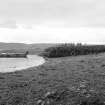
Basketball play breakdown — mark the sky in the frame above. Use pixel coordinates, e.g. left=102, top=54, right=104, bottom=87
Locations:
left=0, top=0, right=105, bottom=44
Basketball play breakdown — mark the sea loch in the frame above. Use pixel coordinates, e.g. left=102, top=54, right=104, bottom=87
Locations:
left=0, top=55, right=45, bottom=73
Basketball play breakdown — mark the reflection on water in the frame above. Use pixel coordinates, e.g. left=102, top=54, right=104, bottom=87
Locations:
left=0, top=55, right=45, bottom=73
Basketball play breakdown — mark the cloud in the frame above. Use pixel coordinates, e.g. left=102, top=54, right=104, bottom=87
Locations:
left=0, top=0, right=105, bottom=44
left=0, top=20, right=17, bottom=29
left=0, top=0, right=104, bottom=27
left=0, top=20, right=33, bottom=29
left=0, top=26, right=104, bottom=44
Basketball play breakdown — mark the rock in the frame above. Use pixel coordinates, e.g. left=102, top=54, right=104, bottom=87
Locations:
left=37, top=100, right=43, bottom=105
left=44, top=91, right=57, bottom=99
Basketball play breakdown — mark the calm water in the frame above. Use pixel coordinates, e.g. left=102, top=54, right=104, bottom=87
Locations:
left=0, top=55, right=45, bottom=73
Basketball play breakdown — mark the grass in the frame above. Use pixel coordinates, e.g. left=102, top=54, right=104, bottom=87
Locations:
left=0, top=53, right=105, bottom=104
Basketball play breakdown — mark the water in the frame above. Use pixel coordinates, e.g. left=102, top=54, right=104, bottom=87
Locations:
left=0, top=55, right=45, bottom=73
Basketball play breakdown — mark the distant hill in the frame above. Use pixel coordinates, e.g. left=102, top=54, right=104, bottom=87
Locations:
left=0, top=42, right=55, bottom=54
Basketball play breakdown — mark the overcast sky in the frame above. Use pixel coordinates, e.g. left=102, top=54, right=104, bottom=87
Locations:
left=0, top=0, right=104, bottom=44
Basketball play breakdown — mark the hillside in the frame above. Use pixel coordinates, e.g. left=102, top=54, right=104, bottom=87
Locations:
left=0, top=42, right=55, bottom=54
left=0, top=53, right=105, bottom=104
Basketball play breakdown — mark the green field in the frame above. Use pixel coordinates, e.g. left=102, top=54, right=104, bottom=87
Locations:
left=0, top=53, right=105, bottom=104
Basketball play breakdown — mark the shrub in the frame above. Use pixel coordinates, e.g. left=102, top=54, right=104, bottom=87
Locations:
left=42, top=43, right=105, bottom=58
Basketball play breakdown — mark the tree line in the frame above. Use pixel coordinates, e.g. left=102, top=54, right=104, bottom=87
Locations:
left=41, top=43, right=105, bottom=58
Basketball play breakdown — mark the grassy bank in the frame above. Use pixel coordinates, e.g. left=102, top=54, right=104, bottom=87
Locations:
left=0, top=53, right=105, bottom=104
